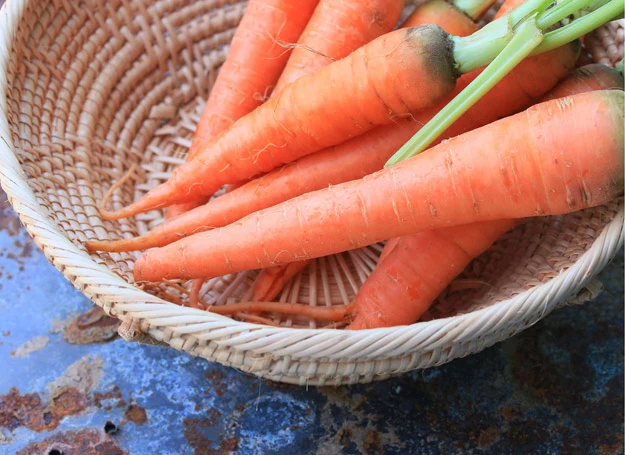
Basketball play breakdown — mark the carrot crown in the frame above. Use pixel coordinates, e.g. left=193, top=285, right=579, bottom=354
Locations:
left=386, top=0, right=624, bottom=165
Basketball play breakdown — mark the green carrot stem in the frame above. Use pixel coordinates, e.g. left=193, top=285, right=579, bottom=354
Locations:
left=386, top=19, right=544, bottom=166
left=451, top=16, right=516, bottom=73
left=571, top=0, right=613, bottom=19
left=451, top=0, right=568, bottom=74
left=537, top=0, right=598, bottom=28
left=453, top=0, right=498, bottom=20
left=535, top=0, right=624, bottom=54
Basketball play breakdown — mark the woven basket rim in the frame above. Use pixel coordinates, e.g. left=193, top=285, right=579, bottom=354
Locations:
left=0, top=0, right=623, bottom=382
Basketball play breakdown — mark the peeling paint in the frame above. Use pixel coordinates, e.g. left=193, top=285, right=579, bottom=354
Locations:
left=10, top=336, right=49, bottom=358
left=61, top=308, right=120, bottom=345
left=47, top=355, right=104, bottom=396
left=124, top=404, right=148, bottom=425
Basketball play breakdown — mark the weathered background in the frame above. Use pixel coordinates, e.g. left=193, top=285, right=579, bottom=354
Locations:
left=0, top=0, right=623, bottom=452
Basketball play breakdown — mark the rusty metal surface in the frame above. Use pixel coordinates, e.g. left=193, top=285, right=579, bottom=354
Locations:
left=0, top=187, right=623, bottom=455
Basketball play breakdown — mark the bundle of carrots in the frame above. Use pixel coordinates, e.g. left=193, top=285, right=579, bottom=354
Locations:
left=88, top=0, right=625, bottom=330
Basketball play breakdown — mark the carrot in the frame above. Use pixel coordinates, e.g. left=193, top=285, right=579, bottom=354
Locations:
left=541, top=63, right=624, bottom=99
left=85, top=37, right=581, bottom=254
left=133, top=90, right=624, bottom=282
left=494, top=0, right=527, bottom=19
left=347, top=219, right=518, bottom=329
left=249, top=0, right=477, bottom=301
left=188, top=0, right=318, bottom=158
left=273, top=0, right=405, bottom=93
left=165, top=0, right=319, bottom=219
left=206, top=300, right=356, bottom=322
left=249, top=262, right=311, bottom=302
left=400, top=0, right=478, bottom=33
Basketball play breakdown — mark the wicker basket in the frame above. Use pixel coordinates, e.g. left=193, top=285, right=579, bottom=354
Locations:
left=0, top=0, right=623, bottom=386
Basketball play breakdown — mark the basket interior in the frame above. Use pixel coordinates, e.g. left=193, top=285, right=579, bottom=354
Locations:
left=2, top=0, right=624, bottom=330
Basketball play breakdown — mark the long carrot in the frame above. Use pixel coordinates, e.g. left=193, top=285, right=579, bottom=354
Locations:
left=86, top=21, right=581, bottom=254
left=250, top=0, right=478, bottom=301
left=98, top=0, right=594, bottom=220
left=273, top=0, right=405, bottom=94
left=133, top=90, right=624, bottom=282
left=188, top=0, right=318, bottom=158
left=166, top=0, right=319, bottom=218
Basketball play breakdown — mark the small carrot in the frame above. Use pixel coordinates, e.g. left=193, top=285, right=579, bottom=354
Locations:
left=400, top=0, right=479, bottom=33
left=133, top=90, right=624, bottom=282
left=99, top=0, right=590, bottom=220
left=347, top=219, right=518, bottom=329
left=166, top=0, right=319, bottom=218
left=85, top=40, right=581, bottom=253
left=206, top=300, right=356, bottom=322
left=273, top=0, right=405, bottom=93
left=249, top=262, right=312, bottom=302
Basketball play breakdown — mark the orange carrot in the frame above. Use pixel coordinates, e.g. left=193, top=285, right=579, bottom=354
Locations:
left=98, top=24, right=485, bottom=220
left=273, top=0, right=405, bottom=93
left=249, top=262, right=311, bottom=302
left=347, top=219, right=517, bottom=329
left=133, top=90, right=624, bottom=282
left=86, top=41, right=580, bottom=254
left=541, top=63, right=624, bottom=99
left=166, top=0, right=319, bottom=218
left=250, top=0, right=476, bottom=301
left=206, top=300, right=356, bottom=322
left=189, top=0, right=318, bottom=158
left=494, top=0, right=526, bottom=19
left=400, top=0, right=478, bottom=34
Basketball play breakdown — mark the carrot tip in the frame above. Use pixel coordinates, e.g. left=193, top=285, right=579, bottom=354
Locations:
left=84, top=234, right=157, bottom=253
left=98, top=164, right=139, bottom=220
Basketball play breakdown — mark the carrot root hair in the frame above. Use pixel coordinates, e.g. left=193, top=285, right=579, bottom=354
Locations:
left=189, top=279, right=204, bottom=308
left=98, top=164, right=138, bottom=220
left=206, top=300, right=356, bottom=322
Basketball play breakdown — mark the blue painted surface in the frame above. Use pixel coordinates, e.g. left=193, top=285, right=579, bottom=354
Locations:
left=0, top=189, right=623, bottom=455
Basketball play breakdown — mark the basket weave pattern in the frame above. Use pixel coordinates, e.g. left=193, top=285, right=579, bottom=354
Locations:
left=0, top=0, right=623, bottom=385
